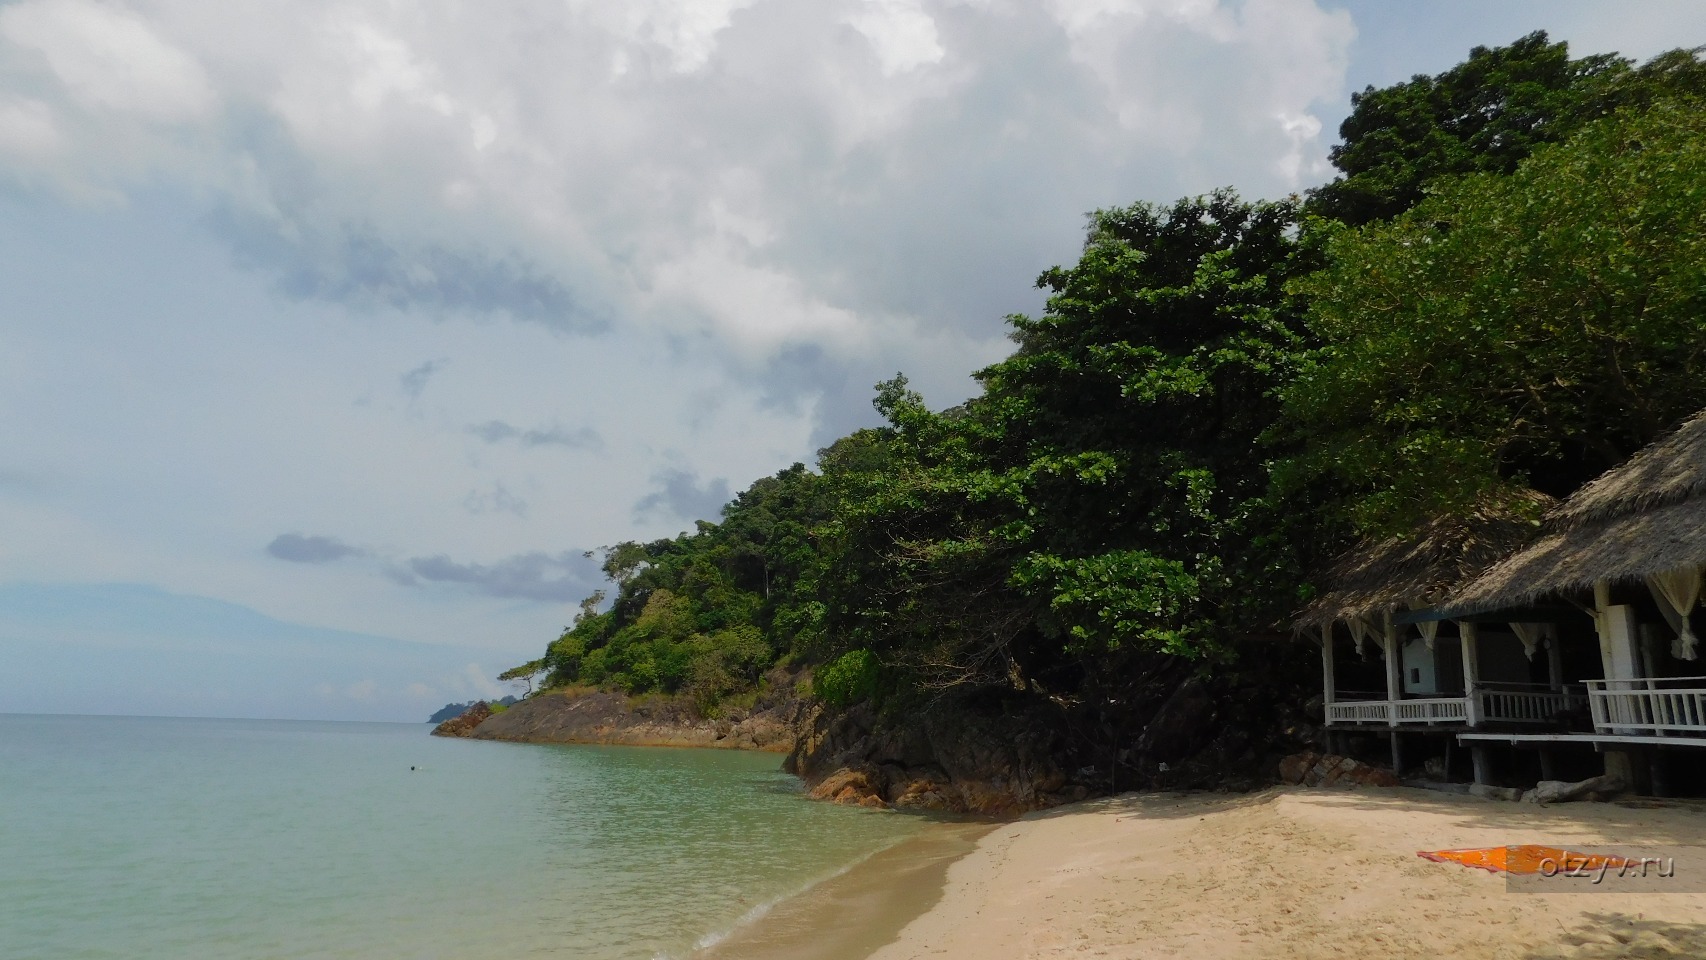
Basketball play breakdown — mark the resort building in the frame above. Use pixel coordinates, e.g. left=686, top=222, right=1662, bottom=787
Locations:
left=1297, top=492, right=1573, bottom=782
left=1302, top=410, right=1706, bottom=794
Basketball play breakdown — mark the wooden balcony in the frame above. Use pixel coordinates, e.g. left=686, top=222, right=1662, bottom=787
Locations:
left=1325, top=682, right=1586, bottom=728
left=1326, top=695, right=1468, bottom=726
left=1475, top=682, right=1587, bottom=724
left=1587, top=677, right=1706, bottom=736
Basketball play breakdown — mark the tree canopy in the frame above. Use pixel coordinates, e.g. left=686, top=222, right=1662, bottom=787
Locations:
left=1288, top=101, right=1706, bottom=534
left=1310, top=32, right=1706, bottom=225
left=811, top=191, right=1323, bottom=708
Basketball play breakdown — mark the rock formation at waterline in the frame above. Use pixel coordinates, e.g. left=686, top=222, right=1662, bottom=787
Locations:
left=789, top=655, right=1322, bottom=816
left=469, top=670, right=807, bottom=752
left=431, top=701, right=494, bottom=737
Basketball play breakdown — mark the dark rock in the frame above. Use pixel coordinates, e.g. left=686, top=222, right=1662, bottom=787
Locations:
left=431, top=701, right=493, bottom=737
left=1276, top=751, right=1399, bottom=789
left=1278, top=751, right=1319, bottom=784
left=808, top=765, right=888, bottom=807
left=429, top=696, right=517, bottom=724
left=787, top=696, right=1072, bottom=816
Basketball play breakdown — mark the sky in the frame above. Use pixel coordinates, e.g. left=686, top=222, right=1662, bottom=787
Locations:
left=2, top=0, right=1702, bottom=722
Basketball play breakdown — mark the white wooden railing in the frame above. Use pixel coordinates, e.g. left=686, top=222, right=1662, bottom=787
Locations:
left=1326, top=700, right=1406, bottom=723
left=1393, top=698, right=1472, bottom=723
left=1325, top=683, right=1586, bottom=728
left=1326, top=697, right=1468, bottom=726
left=1586, top=677, right=1706, bottom=735
left=1475, top=682, right=1586, bottom=724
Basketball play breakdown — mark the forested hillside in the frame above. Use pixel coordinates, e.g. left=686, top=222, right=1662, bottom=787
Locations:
left=502, top=33, right=1706, bottom=794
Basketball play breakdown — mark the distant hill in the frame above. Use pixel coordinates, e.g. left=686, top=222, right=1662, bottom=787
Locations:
left=428, top=697, right=516, bottom=723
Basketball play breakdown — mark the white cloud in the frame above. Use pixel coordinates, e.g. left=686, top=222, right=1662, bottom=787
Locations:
left=0, top=0, right=214, bottom=121
left=461, top=662, right=505, bottom=700
left=845, top=0, right=947, bottom=75
left=0, top=0, right=1358, bottom=344
left=0, top=93, right=60, bottom=158
left=570, top=0, right=759, bottom=74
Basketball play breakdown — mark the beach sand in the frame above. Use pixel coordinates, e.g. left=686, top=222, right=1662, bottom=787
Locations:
left=853, top=787, right=1706, bottom=960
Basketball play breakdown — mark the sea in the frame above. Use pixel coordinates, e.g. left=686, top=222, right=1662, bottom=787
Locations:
left=0, top=714, right=925, bottom=960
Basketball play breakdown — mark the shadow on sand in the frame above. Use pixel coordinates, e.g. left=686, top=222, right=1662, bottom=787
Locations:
left=1529, top=912, right=1706, bottom=959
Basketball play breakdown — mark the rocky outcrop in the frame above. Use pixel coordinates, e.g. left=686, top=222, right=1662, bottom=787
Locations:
left=788, top=699, right=1085, bottom=816
left=429, top=697, right=516, bottom=724
left=431, top=701, right=493, bottom=737
left=789, top=649, right=1321, bottom=816
left=469, top=670, right=807, bottom=752
left=1277, top=751, right=1401, bottom=789
left=451, top=647, right=1324, bottom=817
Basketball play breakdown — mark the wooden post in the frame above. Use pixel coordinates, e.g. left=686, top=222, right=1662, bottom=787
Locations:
left=1321, top=624, right=1337, bottom=710
left=1593, top=581, right=1644, bottom=743
left=1390, top=732, right=1403, bottom=775
left=1459, top=621, right=1481, bottom=726
left=1594, top=580, right=1616, bottom=680
left=1604, top=750, right=1637, bottom=787
left=1320, top=625, right=1339, bottom=753
left=1471, top=746, right=1491, bottom=785
left=1546, top=636, right=1564, bottom=693
left=1383, top=614, right=1402, bottom=728
left=1539, top=749, right=1558, bottom=781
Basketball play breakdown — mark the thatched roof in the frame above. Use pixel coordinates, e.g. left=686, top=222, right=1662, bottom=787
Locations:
left=1294, top=491, right=1553, bottom=629
left=1444, top=409, right=1706, bottom=616
left=1553, top=410, right=1706, bottom=529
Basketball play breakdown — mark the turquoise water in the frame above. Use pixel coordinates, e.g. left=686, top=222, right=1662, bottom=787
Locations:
left=0, top=715, right=920, bottom=960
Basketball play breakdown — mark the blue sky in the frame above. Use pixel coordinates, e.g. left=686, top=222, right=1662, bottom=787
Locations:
left=2, top=0, right=1701, bottom=722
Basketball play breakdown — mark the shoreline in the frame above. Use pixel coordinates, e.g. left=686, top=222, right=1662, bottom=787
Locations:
left=830, top=786, right=1706, bottom=960
left=692, top=818, right=994, bottom=960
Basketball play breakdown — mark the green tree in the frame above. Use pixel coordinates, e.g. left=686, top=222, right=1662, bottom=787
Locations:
left=521, top=458, right=842, bottom=711
left=819, top=191, right=1324, bottom=700
left=1288, top=101, right=1706, bottom=534
left=498, top=659, right=545, bottom=697
left=1310, top=33, right=1705, bottom=225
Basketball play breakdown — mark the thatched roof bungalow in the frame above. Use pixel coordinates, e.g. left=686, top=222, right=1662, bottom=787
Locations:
left=1308, top=411, right=1706, bottom=786
left=1444, top=410, right=1706, bottom=661
left=1295, top=491, right=1554, bottom=636
left=1299, top=493, right=1565, bottom=767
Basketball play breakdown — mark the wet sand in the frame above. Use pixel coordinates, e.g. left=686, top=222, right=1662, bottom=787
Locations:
left=695, top=820, right=994, bottom=960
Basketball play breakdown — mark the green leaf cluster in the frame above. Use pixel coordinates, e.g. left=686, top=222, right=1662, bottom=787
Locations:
left=534, top=463, right=834, bottom=712
left=1311, top=31, right=1706, bottom=225
left=1288, top=99, right=1706, bottom=533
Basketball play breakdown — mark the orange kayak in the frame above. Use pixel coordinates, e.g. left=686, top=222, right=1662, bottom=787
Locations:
left=1418, top=845, right=1632, bottom=875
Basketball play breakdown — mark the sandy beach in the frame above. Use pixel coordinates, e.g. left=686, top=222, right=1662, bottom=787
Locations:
left=704, top=786, right=1706, bottom=960
left=847, top=787, right=1706, bottom=960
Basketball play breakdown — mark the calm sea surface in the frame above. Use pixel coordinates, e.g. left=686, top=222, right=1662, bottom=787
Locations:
left=0, top=714, right=921, bottom=960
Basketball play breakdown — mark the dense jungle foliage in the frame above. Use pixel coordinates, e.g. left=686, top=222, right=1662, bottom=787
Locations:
left=508, top=33, right=1706, bottom=729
